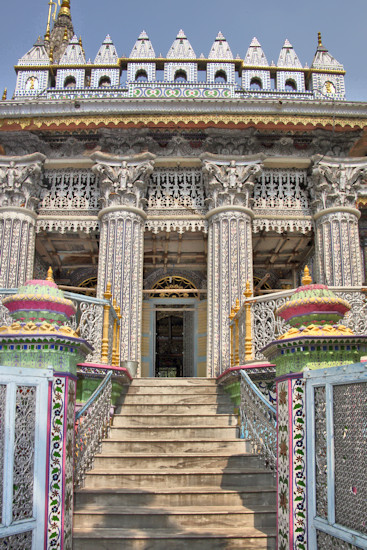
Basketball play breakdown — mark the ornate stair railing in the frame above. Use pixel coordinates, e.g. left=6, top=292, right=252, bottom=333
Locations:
left=240, top=370, right=277, bottom=472
left=232, top=286, right=367, bottom=364
left=74, top=371, right=112, bottom=488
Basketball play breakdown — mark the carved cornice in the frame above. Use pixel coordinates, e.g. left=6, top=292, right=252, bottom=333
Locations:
left=310, top=155, right=367, bottom=212
left=91, top=152, right=155, bottom=209
left=1, top=114, right=366, bottom=132
left=0, top=153, right=46, bottom=210
left=201, top=153, right=265, bottom=210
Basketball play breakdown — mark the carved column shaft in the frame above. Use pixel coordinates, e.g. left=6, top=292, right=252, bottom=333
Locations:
left=0, top=209, right=37, bottom=287
left=98, top=209, right=144, bottom=365
left=207, top=210, right=253, bottom=376
left=311, top=156, right=367, bottom=287
left=315, top=210, right=363, bottom=286
left=92, top=152, right=155, bottom=370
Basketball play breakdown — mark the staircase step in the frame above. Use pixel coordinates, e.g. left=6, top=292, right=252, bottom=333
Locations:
left=120, top=394, right=232, bottom=405
left=131, top=378, right=217, bottom=386
left=126, top=385, right=221, bottom=395
left=73, top=527, right=276, bottom=550
left=75, top=486, right=277, bottom=508
left=93, top=452, right=261, bottom=469
left=113, top=413, right=238, bottom=427
left=109, top=426, right=238, bottom=439
left=74, top=505, right=276, bottom=529
left=100, top=438, right=251, bottom=454
left=83, top=468, right=274, bottom=489
left=115, top=403, right=233, bottom=414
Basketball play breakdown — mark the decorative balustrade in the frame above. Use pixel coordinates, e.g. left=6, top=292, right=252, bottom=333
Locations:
left=40, top=170, right=100, bottom=215
left=74, top=371, right=112, bottom=488
left=0, top=284, right=121, bottom=366
left=239, top=370, right=277, bottom=471
left=230, top=286, right=367, bottom=365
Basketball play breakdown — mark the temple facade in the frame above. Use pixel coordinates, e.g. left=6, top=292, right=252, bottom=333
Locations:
left=1, top=0, right=367, bottom=378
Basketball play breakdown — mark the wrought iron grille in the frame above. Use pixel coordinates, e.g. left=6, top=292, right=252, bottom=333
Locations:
left=333, top=382, right=367, bottom=535
left=74, top=371, right=112, bottom=488
left=0, top=531, right=33, bottom=549
left=147, top=168, right=205, bottom=213
left=40, top=169, right=100, bottom=214
left=239, top=370, right=277, bottom=471
left=316, top=531, right=361, bottom=549
left=314, top=385, right=328, bottom=520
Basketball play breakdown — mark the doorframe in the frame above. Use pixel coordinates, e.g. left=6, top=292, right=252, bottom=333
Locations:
left=147, top=297, right=198, bottom=378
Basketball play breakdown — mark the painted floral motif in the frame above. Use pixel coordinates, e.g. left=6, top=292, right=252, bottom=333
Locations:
left=277, top=379, right=289, bottom=550
left=46, top=376, right=66, bottom=549
left=292, top=378, right=307, bottom=550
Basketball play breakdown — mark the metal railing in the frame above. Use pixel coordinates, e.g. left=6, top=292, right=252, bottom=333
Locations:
left=231, top=286, right=367, bottom=365
left=74, top=371, right=112, bottom=488
left=239, top=370, right=277, bottom=472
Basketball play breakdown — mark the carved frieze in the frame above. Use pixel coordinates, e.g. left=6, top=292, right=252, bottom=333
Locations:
left=91, top=152, right=155, bottom=210
left=0, top=154, right=46, bottom=210
left=201, top=154, right=265, bottom=209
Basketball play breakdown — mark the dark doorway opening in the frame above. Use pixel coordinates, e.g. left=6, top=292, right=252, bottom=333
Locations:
left=155, top=313, right=184, bottom=377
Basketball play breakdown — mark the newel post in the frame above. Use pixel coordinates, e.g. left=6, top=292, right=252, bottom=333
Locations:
left=261, top=266, right=367, bottom=550
left=0, top=268, right=91, bottom=549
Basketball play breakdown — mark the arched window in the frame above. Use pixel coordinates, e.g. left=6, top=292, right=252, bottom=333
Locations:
left=135, top=70, right=148, bottom=82
left=214, top=70, right=227, bottom=84
left=64, top=76, right=76, bottom=89
left=174, top=70, right=187, bottom=83
left=99, top=76, right=111, bottom=87
left=285, top=79, right=297, bottom=92
left=250, top=78, right=262, bottom=90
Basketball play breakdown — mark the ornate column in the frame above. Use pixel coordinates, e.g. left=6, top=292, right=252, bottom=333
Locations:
left=91, top=152, right=155, bottom=368
left=0, top=154, right=45, bottom=288
left=310, top=156, right=367, bottom=286
left=202, top=154, right=264, bottom=376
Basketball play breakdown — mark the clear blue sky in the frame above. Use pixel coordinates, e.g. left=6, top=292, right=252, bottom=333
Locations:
left=1, top=0, right=367, bottom=101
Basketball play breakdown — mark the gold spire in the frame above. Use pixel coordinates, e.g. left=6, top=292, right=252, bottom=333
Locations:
left=49, top=47, right=54, bottom=63
left=2, top=89, right=7, bottom=101
left=63, top=27, right=69, bottom=41
left=59, top=0, right=71, bottom=17
left=79, top=36, right=85, bottom=56
left=44, top=0, right=53, bottom=42
left=302, top=266, right=312, bottom=286
left=46, top=266, right=55, bottom=282
left=318, top=32, right=323, bottom=48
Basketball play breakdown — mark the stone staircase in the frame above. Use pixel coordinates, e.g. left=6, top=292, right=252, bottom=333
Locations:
left=73, top=378, right=276, bottom=549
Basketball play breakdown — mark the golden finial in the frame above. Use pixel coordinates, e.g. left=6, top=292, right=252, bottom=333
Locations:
left=318, top=32, right=323, bottom=47
left=63, top=27, right=69, bottom=41
left=104, top=282, right=112, bottom=301
left=44, top=0, right=52, bottom=42
left=59, top=0, right=71, bottom=17
left=2, top=89, right=7, bottom=101
left=234, top=298, right=240, bottom=313
left=79, top=36, right=85, bottom=56
left=49, top=47, right=54, bottom=63
left=46, top=266, right=54, bottom=282
left=229, top=307, right=235, bottom=321
left=302, top=266, right=312, bottom=286
left=244, top=280, right=252, bottom=299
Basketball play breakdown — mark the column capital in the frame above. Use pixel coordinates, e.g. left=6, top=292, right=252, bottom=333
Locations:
left=91, top=151, right=156, bottom=210
left=201, top=153, right=265, bottom=210
left=310, top=155, right=367, bottom=212
left=0, top=153, right=46, bottom=211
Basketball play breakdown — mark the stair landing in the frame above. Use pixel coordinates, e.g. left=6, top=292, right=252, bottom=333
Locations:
left=73, top=377, right=276, bottom=549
